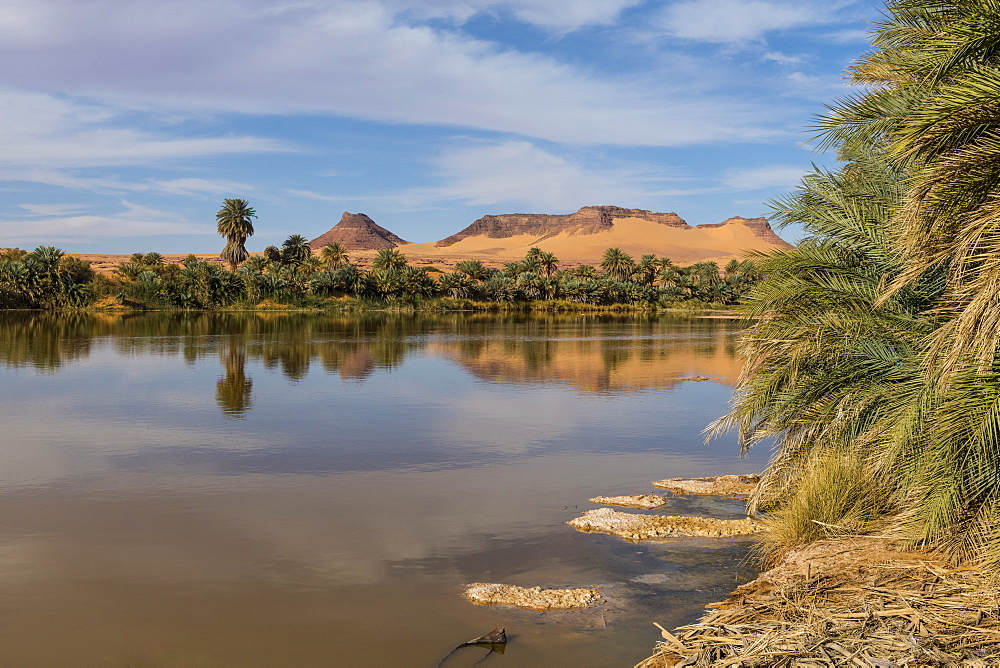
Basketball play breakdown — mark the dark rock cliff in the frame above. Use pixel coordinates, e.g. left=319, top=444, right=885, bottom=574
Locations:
left=435, top=205, right=689, bottom=247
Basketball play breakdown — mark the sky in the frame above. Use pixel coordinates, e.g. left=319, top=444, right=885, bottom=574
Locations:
left=0, top=0, right=884, bottom=254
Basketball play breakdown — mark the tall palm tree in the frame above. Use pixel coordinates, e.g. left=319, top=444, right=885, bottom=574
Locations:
left=216, top=199, right=256, bottom=270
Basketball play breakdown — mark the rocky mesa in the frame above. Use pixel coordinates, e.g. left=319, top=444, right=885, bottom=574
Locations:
left=307, top=205, right=791, bottom=266
left=435, top=206, right=689, bottom=247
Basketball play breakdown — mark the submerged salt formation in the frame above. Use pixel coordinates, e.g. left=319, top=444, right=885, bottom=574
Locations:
left=589, top=494, right=667, bottom=509
left=653, top=474, right=760, bottom=499
left=464, top=583, right=602, bottom=610
left=568, top=507, right=761, bottom=541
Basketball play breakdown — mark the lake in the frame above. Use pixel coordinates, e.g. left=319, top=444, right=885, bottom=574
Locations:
left=0, top=312, right=771, bottom=666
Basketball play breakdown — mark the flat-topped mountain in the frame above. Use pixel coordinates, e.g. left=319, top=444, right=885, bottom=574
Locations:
left=309, top=212, right=409, bottom=251
left=307, top=206, right=790, bottom=266
left=436, top=206, right=688, bottom=247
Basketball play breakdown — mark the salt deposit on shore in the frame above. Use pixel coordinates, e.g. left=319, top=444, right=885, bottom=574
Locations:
left=589, top=494, right=667, bottom=509
left=464, top=583, right=602, bottom=610
left=653, top=474, right=760, bottom=499
left=568, top=507, right=761, bottom=541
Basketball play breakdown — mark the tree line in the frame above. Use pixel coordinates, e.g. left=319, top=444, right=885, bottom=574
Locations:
left=0, top=198, right=760, bottom=310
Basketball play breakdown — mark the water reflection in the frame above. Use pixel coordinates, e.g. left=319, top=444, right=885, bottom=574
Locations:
left=0, top=312, right=744, bottom=415
left=0, top=311, right=765, bottom=667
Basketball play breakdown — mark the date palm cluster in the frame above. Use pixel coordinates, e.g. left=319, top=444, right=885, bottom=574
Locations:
left=717, top=0, right=1000, bottom=567
left=107, top=237, right=758, bottom=309
left=0, top=246, right=93, bottom=308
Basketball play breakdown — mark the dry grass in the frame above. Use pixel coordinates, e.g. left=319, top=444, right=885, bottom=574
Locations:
left=636, top=538, right=1000, bottom=667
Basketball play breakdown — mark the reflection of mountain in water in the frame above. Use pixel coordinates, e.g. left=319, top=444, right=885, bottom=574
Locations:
left=424, top=318, right=741, bottom=393
left=0, top=312, right=743, bottom=411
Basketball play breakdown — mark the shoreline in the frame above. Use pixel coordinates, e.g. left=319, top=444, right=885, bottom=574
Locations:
left=635, top=537, right=1000, bottom=666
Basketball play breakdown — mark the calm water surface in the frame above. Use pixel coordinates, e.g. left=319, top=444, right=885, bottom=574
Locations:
left=0, top=312, right=770, bottom=666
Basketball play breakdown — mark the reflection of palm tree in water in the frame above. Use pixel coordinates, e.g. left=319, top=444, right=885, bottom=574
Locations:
left=216, top=344, right=253, bottom=418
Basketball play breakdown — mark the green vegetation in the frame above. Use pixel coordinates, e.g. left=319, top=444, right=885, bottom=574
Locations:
left=0, top=239, right=759, bottom=312
left=216, top=198, right=256, bottom=270
left=0, top=246, right=95, bottom=308
left=716, top=0, right=1000, bottom=568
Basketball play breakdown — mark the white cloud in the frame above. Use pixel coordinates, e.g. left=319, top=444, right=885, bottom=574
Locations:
left=658, top=0, right=839, bottom=44
left=0, top=200, right=208, bottom=245
left=763, top=51, right=804, bottom=65
left=17, top=203, right=88, bottom=217
left=0, top=88, right=292, bottom=169
left=0, top=1, right=778, bottom=147
left=723, top=164, right=805, bottom=190
left=287, top=189, right=370, bottom=203
left=397, top=140, right=698, bottom=211
left=1, top=167, right=254, bottom=199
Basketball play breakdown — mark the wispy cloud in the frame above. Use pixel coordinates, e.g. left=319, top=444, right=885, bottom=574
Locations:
left=395, top=140, right=700, bottom=211
left=723, top=164, right=806, bottom=190
left=657, top=0, right=849, bottom=44
left=0, top=200, right=208, bottom=246
left=0, top=89, right=292, bottom=171
left=0, top=2, right=780, bottom=147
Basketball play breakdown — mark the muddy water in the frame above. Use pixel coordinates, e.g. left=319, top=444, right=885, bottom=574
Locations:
left=0, top=312, right=770, bottom=666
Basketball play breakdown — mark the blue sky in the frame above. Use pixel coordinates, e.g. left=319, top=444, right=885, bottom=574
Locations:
left=0, top=0, right=882, bottom=254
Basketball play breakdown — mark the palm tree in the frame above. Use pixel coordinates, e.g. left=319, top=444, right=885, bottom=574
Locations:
left=372, top=248, right=408, bottom=271
left=454, top=260, right=488, bottom=281
left=634, top=254, right=659, bottom=286
left=319, top=242, right=350, bottom=270
left=600, top=247, right=635, bottom=282
left=216, top=199, right=256, bottom=270
left=802, top=0, right=1000, bottom=565
left=538, top=251, right=559, bottom=277
left=713, top=147, right=941, bottom=559
left=281, top=234, right=311, bottom=266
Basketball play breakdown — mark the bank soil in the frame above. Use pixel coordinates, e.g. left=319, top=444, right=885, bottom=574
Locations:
left=636, top=538, right=1000, bottom=667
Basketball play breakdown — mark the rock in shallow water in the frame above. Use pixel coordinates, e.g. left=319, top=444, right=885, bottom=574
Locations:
left=464, top=583, right=602, bottom=610
left=653, top=474, right=760, bottom=499
left=589, top=494, right=667, bottom=509
left=567, top=507, right=761, bottom=541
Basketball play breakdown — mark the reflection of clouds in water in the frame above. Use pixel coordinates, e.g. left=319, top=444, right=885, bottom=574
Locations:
left=1, top=450, right=764, bottom=591
left=432, top=390, right=596, bottom=453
